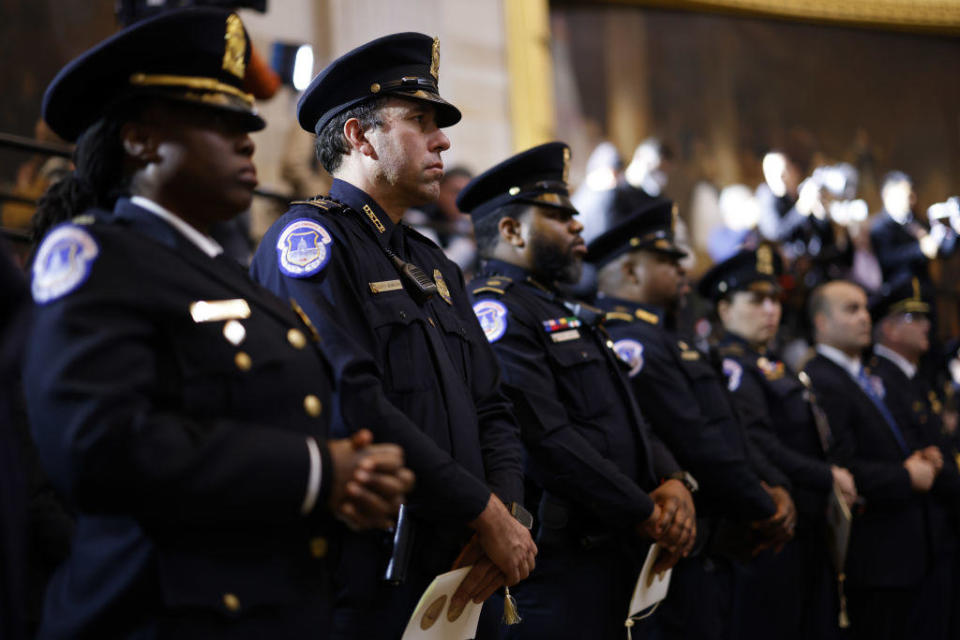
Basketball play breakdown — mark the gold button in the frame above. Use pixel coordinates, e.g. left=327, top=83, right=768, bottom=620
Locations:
left=287, top=328, right=307, bottom=350
left=304, top=394, right=323, bottom=417
left=309, top=536, right=328, bottom=559
left=235, top=351, right=252, bottom=371
left=223, top=320, right=246, bottom=346
left=222, top=592, right=241, bottom=613
left=370, top=82, right=381, bottom=93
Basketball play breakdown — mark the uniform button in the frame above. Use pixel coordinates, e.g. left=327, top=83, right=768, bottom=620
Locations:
left=234, top=351, right=252, bottom=371
left=287, top=328, right=307, bottom=349
left=222, top=592, right=241, bottom=613
left=223, top=320, right=246, bottom=346
left=606, top=340, right=614, bottom=349
left=399, top=311, right=407, bottom=320
left=309, top=536, right=328, bottom=559
left=304, top=394, right=323, bottom=417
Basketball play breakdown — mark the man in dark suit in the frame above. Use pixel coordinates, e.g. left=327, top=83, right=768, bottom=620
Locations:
left=868, top=278, right=960, bottom=640
left=588, top=203, right=796, bottom=640
left=462, top=142, right=696, bottom=639
left=803, top=279, right=940, bottom=640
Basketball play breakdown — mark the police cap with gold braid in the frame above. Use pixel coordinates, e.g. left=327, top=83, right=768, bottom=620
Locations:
left=42, top=7, right=265, bottom=142
left=457, top=142, right=576, bottom=222
left=697, top=244, right=783, bottom=302
left=297, top=32, right=462, bottom=135
left=586, top=197, right=687, bottom=266
left=869, top=277, right=931, bottom=322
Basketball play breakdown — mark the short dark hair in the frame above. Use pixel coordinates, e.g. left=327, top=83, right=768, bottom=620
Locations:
left=314, top=97, right=387, bottom=174
left=473, top=203, right=530, bottom=258
left=881, top=170, right=912, bottom=191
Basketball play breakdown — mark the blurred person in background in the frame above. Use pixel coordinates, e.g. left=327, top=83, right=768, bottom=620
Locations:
left=404, top=165, right=477, bottom=276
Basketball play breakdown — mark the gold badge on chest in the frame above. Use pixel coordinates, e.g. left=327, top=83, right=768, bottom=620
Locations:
left=434, top=269, right=452, bottom=305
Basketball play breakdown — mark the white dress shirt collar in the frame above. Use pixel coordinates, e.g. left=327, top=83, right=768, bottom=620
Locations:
left=816, top=343, right=862, bottom=379
left=131, top=195, right=223, bottom=258
left=874, top=343, right=917, bottom=380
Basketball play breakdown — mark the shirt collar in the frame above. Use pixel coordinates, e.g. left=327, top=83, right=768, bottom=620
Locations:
left=816, top=343, right=862, bottom=379
left=130, top=196, right=223, bottom=258
left=329, top=179, right=398, bottom=242
left=874, top=343, right=917, bottom=379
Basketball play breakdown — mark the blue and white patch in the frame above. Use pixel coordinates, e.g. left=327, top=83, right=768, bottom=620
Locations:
left=276, top=218, right=333, bottom=278
left=31, top=225, right=99, bottom=304
left=722, top=358, right=743, bottom=392
left=473, top=299, right=508, bottom=343
left=613, top=339, right=644, bottom=377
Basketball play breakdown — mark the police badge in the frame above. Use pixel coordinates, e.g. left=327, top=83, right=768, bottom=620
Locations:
left=434, top=268, right=452, bottom=305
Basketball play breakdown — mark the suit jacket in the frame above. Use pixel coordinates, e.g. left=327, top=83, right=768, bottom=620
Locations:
left=25, top=199, right=336, bottom=639
left=869, top=210, right=931, bottom=285
left=803, top=353, right=929, bottom=588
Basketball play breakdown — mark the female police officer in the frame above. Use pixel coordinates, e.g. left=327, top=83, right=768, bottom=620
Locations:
left=24, top=8, right=412, bottom=638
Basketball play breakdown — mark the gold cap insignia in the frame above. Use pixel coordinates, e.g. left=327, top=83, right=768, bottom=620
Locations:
left=222, top=13, right=246, bottom=79
left=911, top=277, right=921, bottom=301
left=562, top=146, right=571, bottom=185
left=671, top=203, right=679, bottom=234
left=430, top=37, right=440, bottom=82
left=757, top=244, right=774, bottom=275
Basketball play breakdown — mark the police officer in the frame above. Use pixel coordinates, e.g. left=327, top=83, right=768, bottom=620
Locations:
left=868, top=279, right=960, bottom=640
left=701, top=246, right=857, bottom=640
left=250, top=33, right=535, bottom=639
left=587, top=204, right=796, bottom=640
left=461, top=142, right=696, bottom=639
left=24, top=9, right=413, bottom=638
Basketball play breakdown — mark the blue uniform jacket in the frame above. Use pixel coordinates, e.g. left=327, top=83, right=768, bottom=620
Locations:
left=25, top=199, right=337, bottom=639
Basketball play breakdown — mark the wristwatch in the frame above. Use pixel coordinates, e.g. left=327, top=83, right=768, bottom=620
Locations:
left=664, top=471, right=699, bottom=494
left=509, top=501, right=534, bottom=530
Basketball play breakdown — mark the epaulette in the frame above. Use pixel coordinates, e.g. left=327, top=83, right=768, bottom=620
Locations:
left=604, top=311, right=635, bottom=323
left=471, top=275, right=514, bottom=296
left=70, top=214, right=96, bottom=226
left=717, top=343, right=745, bottom=357
left=635, top=308, right=660, bottom=325
left=290, top=195, right=346, bottom=212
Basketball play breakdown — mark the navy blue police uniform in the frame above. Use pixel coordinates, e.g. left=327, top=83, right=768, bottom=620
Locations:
left=24, top=11, right=342, bottom=638
left=588, top=206, right=785, bottom=640
left=868, top=281, right=960, bottom=640
left=460, top=143, right=683, bottom=640
left=701, top=248, right=843, bottom=640
left=803, top=328, right=934, bottom=640
left=249, top=33, right=524, bottom=639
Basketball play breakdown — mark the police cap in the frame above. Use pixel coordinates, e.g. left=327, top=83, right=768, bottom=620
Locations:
left=698, top=244, right=783, bottom=302
left=457, top=142, right=576, bottom=222
left=297, top=32, right=461, bottom=135
left=870, top=277, right=930, bottom=322
left=43, top=7, right=265, bottom=143
left=586, top=198, right=686, bottom=266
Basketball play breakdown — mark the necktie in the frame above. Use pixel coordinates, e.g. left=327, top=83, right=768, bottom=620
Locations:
left=855, top=367, right=910, bottom=454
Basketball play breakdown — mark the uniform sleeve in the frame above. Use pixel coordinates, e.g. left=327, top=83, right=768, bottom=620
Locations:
left=251, top=220, right=493, bottom=524
left=631, top=337, right=775, bottom=520
left=481, top=298, right=655, bottom=528
left=452, top=269, right=524, bottom=506
left=729, top=368, right=833, bottom=492
left=25, top=262, right=316, bottom=525
left=806, top=363, right=914, bottom=508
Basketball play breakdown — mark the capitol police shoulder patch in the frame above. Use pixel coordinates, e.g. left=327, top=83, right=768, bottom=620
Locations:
left=722, top=358, right=743, bottom=392
left=472, top=299, right=508, bottom=343
left=31, top=224, right=100, bottom=304
left=613, top=339, right=644, bottom=377
left=277, top=218, right=334, bottom=278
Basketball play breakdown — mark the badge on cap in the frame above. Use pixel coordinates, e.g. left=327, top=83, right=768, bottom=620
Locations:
left=613, top=339, right=644, bottom=377
left=756, top=244, right=774, bottom=276
left=722, top=358, right=743, bottom=391
left=31, top=225, right=100, bottom=304
left=222, top=13, right=247, bottom=79
left=473, top=299, right=508, bottom=343
left=277, top=218, right=333, bottom=278
left=430, top=37, right=440, bottom=81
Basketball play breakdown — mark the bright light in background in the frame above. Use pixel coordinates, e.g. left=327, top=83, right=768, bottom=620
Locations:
left=292, top=44, right=314, bottom=91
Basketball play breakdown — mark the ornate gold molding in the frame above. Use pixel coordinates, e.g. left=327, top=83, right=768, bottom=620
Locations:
left=554, top=0, right=960, bottom=35
left=504, top=0, right=557, bottom=151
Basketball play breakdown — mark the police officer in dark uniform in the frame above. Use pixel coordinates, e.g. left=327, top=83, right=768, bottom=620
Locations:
left=587, top=204, right=797, bottom=640
left=24, top=10, right=413, bottom=638
left=701, top=247, right=858, bottom=640
left=461, top=142, right=696, bottom=639
left=250, top=33, right=535, bottom=639
left=868, top=279, right=960, bottom=640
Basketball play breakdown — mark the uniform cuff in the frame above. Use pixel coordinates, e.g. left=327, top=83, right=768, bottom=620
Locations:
left=300, top=436, right=322, bottom=515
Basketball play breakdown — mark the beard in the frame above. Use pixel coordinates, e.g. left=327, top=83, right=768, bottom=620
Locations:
left=530, top=235, right=583, bottom=285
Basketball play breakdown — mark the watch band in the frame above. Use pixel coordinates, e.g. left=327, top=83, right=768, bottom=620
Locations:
left=665, top=470, right=699, bottom=494
left=509, top=501, right=534, bottom=530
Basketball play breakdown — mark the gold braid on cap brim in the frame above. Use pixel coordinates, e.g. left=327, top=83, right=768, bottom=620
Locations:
left=129, top=73, right=254, bottom=107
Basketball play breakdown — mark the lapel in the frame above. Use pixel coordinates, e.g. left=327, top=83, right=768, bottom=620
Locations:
left=112, top=199, right=295, bottom=326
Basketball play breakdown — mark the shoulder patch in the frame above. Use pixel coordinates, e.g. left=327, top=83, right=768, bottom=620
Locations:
left=613, top=339, right=645, bottom=377
left=722, top=358, right=743, bottom=392
left=276, top=218, right=334, bottom=278
left=472, top=299, right=509, bottom=343
left=32, top=224, right=100, bottom=304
